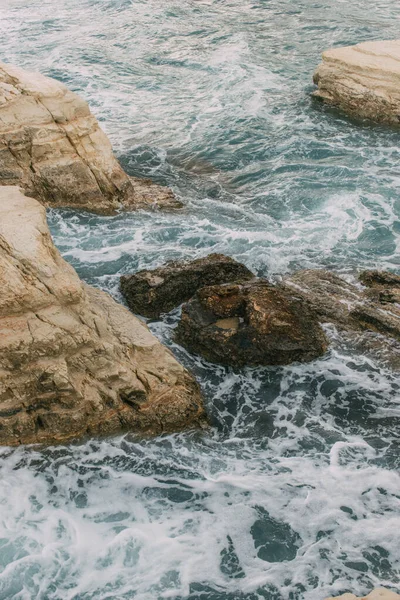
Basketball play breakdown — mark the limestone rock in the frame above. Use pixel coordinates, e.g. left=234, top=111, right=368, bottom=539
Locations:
left=313, top=40, right=400, bottom=124
left=120, top=253, right=255, bottom=319
left=325, top=588, right=400, bottom=600
left=175, top=280, right=328, bottom=367
left=0, top=62, right=179, bottom=213
left=0, top=186, right=205, bottom=446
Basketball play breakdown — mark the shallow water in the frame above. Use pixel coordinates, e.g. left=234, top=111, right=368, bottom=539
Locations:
left=1, top=0, right=400, bottom=599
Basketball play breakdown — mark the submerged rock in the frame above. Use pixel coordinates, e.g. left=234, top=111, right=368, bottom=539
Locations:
left=326, top=589, right=400, bottom=600
left=120, top=253, right=254, bottom=318
left=175, top=280, right=328, bottom=367
left=313, top=40, right=400, bottom=125
left=0, top=186, right=205, bottom=446
left=0, top=62, right=179, bottom=213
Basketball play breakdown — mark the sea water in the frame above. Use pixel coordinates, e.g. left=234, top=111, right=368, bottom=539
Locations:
left=0, top=1, right=400, bottom=598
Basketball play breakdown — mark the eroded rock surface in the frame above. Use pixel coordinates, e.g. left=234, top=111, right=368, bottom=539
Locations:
left=120, top=253, right=254, bottom=319
left=175, top=269, right=400, bottom=368
left=326, top=588, right=400, bottom=600
left=0, top=62, right=178, bottom=213
left=0, top=187, right=205, bottom=446
left=284, top=269, right=400, bottom=341
left=175, top=280, right=328, bottom=367
left=313, top=40, right=400, bottom=124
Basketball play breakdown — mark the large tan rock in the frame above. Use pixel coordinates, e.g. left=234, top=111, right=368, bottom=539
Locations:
left=0, top=62, right=179, bottom=213
left=0, top=186, right=205, bottom=446
left=313, top=40, right=400, bottom=124
left=326, top=588, right=400, bottom=600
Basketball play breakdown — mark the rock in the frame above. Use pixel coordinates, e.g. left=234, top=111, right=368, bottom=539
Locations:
left=284, top=269, right=400, bottom=341
left=359, top=270, right=400, bottom=304
left=325, top=589, right=400, bottom=600
left=0, top=62, right=179, bottom=213
left=120, top=253, right=255, bottom=319
left=175, top=269, right=400, bottom=368
left=313, top=40, right=400, bottom=124
left=175, top=280, right=328, bottom=367
left=0, top=186, right=205, bottom=446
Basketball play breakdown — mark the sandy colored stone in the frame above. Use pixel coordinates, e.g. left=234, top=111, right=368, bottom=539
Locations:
left=326, top=588, right=400, bottom=600
left=313, top=40, right=400, bottom=124
left=0, top=186, right=205, bottom=446
left=0, top=62, right=179, bottom=213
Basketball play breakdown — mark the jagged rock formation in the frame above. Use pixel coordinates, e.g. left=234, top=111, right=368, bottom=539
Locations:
left=173, top=269, right=400, bottom=368
left=0, top=62, right=179, bottom=213
left=326, top=589, right=400, bottom=600
left=0, top=186, right=205, bottom=446
left=313, top=40, right=400, bottom=124
left=284, top=269, right=400, bottom=341
left=120, top=254, right=255, bottom=319
left=175, top=280, right=328, bottom=367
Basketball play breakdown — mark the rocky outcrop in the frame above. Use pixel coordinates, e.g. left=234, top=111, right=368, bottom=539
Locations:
left=326, top=589, right=400, bottom=600
left=284, top=269, right=400, bottom=341
left=175, top=280, right=328, bottom=367
left=174, top=269, right=400, bottom=368
left=313, top=40, right=400, bottom=124
left=120, top=254, right=254, bottom=319
left=0, top=62, right=179, bottom=213
left=0, top=186, right=205, bottom=446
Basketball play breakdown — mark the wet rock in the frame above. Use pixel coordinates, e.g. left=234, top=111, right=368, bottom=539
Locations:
left=325, top=589, right=400, bottom=600
left=284, top=269, right=400, bottom=341
left=359, top=270, right=400, bottom=304
left=0, top=186, right=206, bottom=446
left=313, top=40, right=400, bottom=125
left=175, top=280, right=328, bottom=367
left=0, top=62, right=178, bottom=213
left=359, top=270, right=400, bottom=289
left=120, top=253, right=254, bottom=319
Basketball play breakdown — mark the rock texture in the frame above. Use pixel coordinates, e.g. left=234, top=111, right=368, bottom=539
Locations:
left=174, top=269, right=400, bottom=368
left=325, top=589, right=400, bottom=600
left=284, top=269, right=400, bottom=341
left=0, top=186, right=205, bottom=446
left=120, top=253, right=255, bottom=319
left=313, top=40, right=400, bottom=124
left=175, top=280, right=328, bottom=367
left=0, top=62, right=179, bottom=213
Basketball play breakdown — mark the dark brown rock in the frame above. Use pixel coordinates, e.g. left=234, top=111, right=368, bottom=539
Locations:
left=120, top=253, right=255, bottom=319
left=359, top=270, right=400, bottom=288
left=284, top=269, right=400, bottom=346
left=175, top=280, right=328, bottom=367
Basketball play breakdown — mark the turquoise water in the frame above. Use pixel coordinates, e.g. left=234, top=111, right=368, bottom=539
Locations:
left=1, top=1, right=400, bottom=599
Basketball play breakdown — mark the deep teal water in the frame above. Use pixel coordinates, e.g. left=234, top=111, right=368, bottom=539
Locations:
left=1, top=1, right=400, bottom=599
